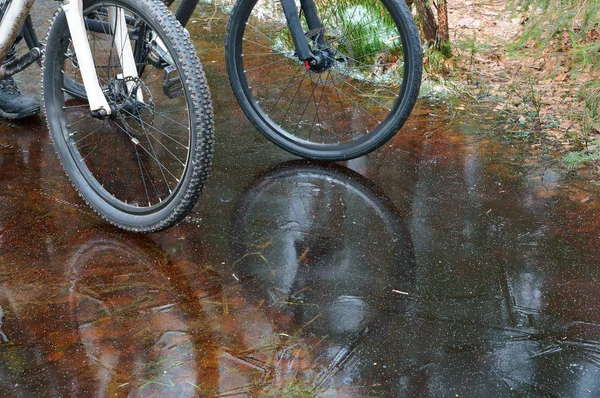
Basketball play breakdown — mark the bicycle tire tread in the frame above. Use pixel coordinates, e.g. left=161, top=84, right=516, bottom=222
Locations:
left=42, top=0, right=214, bottom=233
left=225, top=0, right=423, bottom=161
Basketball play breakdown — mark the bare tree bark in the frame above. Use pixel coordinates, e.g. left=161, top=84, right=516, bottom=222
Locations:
left=437, top=0, right=451, bottom=56
left=413, top=0, right=438, bottom=44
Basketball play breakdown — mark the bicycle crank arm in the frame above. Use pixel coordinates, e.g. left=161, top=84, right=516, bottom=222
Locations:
left=0, top=47, right=41, bottom=80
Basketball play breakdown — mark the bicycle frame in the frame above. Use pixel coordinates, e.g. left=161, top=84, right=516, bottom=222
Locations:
left=0, top=0, right=141, bottom=115
left=0, top=0, right=321, bottom=110
left=0, top=0, right=35, bottom=69
left=172, top=0, right=322, bottom=62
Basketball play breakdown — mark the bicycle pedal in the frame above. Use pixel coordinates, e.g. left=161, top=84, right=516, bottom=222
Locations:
left=162, top=65, right=183, bottom=99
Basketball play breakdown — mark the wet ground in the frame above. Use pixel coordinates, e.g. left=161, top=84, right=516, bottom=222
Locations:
left=1, top=2, right=600, bottom=397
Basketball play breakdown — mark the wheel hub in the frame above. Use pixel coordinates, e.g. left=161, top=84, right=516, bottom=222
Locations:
left=305, top=27, right=354, bottom=85
left=307, top=49, right=335, bottom=72
left=90, top=76, right=154, bottom=121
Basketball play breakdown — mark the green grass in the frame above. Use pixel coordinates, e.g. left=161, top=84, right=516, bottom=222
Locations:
left=273, top=0, right=403, bottom=82
left=263, top=380, right=319, bottom=398
left=563, top=140, right=600, bottom=170
left=454, top=32, right=490, bottom=70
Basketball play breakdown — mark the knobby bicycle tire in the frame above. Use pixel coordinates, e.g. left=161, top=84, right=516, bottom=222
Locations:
left=43, top=0, right=214, bottom=232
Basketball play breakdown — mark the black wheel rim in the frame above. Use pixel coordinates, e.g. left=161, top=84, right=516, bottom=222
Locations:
left=234, top=0, right=410, bottom=150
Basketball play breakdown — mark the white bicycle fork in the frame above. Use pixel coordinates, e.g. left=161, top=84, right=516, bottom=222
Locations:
left=62, top=0, right=141, bottom=115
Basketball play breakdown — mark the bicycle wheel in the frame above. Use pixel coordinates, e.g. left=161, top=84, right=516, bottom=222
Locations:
left=225, top=0, right=422, bottom=161
left=43, top=0, right=214, bottom=232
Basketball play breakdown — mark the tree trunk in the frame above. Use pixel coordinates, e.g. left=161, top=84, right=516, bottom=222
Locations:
left=436, top=0, right=452, bottom=56
left=413, top=0, right=438, bottom=44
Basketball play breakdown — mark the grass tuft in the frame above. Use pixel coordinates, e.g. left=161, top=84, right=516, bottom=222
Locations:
left=563, top=140, right=600, bottom=170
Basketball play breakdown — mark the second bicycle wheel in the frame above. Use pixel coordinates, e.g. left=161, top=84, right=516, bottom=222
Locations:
left=43, top=0, right=213, bottom=232
left=226, top=0, right=422, bottom=161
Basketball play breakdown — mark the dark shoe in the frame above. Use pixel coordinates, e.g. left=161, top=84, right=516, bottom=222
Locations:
left=0, top=77, right=40, bottom=120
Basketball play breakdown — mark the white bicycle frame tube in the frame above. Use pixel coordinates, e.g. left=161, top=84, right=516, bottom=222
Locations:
left=63, top=0, right=142, bottom=112
left=0, top=0, right=35, bottom=62
left=62, top=0, right=112, bottom=113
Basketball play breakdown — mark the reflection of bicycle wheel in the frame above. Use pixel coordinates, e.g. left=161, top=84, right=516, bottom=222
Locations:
left=230, top=160, right=415, bottom=336
left=65, top=229, right=212, bottom=397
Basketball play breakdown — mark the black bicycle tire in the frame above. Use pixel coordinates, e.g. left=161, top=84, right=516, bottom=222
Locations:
left=225, top=0, right=423, bottom=161
left=42, top=0, right=214, bottom=232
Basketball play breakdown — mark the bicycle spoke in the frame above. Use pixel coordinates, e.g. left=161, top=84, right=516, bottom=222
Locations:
left=119, top=107, right=189, bottom=148
left=340, top=79, right=391, bottom=111
left=267, top=63, right=305, bottom=115
left=73, top=121, right=107, bottom=144
left=133, top=144, right=152, bottom=206
left=328, top=82, right=381, bottom=125
left=328, top=70, right=357, bottom=137
left=292, top=70, right=320, bottom=135
left=312, top=74, right=328, bottom=142
left=118, top=109, right=187, bottom=168
left=109, top=119, right=181, bottom=181
left=280, top=69, right=310, bottom=129
left=249, top=74, right=304, bottom=89
left=241, top=37, right=279, bottom=51
left=231, top=0, right=420, bottom=157
left=244, top=58, right=290, bottom=73
left=139, top=154, right=162, bottom=204
left=150, top=110, right=191, bottom=130
left=242, top=52, right=284, bottom=56
left=245, top=22, right=278, bottom=45
left=136, top=111, right=172, bottom=195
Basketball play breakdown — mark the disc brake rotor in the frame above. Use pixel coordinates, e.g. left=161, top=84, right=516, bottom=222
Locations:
left=114, top=76, right=155, bottom=136
left=306, top=27, right=354, bottom=85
